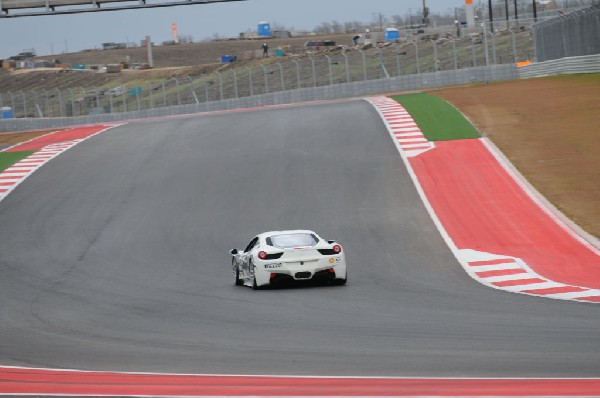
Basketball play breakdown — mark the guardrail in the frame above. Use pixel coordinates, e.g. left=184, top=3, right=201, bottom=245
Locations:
left=518, top=54, right=600, bottom=79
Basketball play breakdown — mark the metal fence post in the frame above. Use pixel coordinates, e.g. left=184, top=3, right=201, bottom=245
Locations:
left=358, top=50, right=367, bottom=80
left=93, top=86, right=100, bottom=113
left=377, top=48, right=390, bottom=78
left=8, top=92, right=14, bottom=115
left=483, top=23, right=490, bottom=66
left=292, top=60, right=301, bottom=89
left=451, top=38, right=458, bottom=70
left=147, top=83, right=154, bottom=109
left=122, top=89, right=127, bottom=113
left=491, top=30, right=497, bottom=64
left=309, top=57, right=317, bottom=87
left=171, top=77, right=181, bottom=105
left=203, top=76, right=210, bottom=103
left=21, top=91, right=28, bottom=118
left=508, top=28, right=518, bottom=63
left=135, top=85, right=141, bottom=111
left=395, top=45, right=401, bottom=76
left=232, top=70, right=239, bottom=99
left=31, top=89, right=40, bottom=117
left=215, top=72, right=223, bottom=101
left=109, top=90, right=114, bottom=113
left=161, top=81, right=167, bottom=107
left=43, top=89, right=50, bottom=117
left=341, top=51, right=350, bottom=83
left=79, top=87, right=87, bottom=115
left=277, top=62, right=285, bottom=91
left=324, top=55, right=333, bottom=85
left=430, top=39, right=439, bottom=71
left=261, top=65, right=269, bottom=93
left=409, top=42, right=420, bottom=74
left=56, top=89, right=63, bottom=117
left=246, top=67, right=254, bottom=96
left=67, top=88, right=75, bottom=117
left=471, top=40, right=477, bottom=67
left=186, top=76, right=200, bottom=104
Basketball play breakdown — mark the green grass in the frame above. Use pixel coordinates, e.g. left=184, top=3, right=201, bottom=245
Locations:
left=391, top=93, right=480, bottom=141
left=0, top=151, right=36, bottom=173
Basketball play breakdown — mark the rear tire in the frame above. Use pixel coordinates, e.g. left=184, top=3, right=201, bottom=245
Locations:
left=332, top=274, right=347, bottom=285
left=233, top=260, right=243, bottom=286
left=251, top=263, right=261, bottom=290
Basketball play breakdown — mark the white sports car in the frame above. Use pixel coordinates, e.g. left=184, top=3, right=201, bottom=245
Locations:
left=230, top=230, right=347, bottom=289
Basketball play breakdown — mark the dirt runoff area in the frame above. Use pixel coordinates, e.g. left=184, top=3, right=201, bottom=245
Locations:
left=432, top=74, right=599, bottom=240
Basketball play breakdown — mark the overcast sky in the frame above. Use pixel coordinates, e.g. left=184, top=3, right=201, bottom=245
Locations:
left=0, top=0, right=465, bottom=59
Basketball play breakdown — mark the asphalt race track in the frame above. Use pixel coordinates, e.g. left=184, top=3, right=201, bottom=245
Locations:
left=0, top=100, right=599, bottom=377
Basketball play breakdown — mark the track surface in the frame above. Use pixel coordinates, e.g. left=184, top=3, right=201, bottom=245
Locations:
left=0, top=100, right=599, bottom=377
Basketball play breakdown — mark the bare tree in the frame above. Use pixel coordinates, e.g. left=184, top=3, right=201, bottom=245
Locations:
left=314, top=22, right=333, bottom=34
left=372, top=12, right=387, bottom=31
left=344, top=21, right=365, bottom=33
left=331, top=20, right=344, bottom=33
left=391, top=14, right=405, bottom=27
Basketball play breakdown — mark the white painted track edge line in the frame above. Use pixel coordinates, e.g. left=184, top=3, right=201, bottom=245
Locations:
left=3, top=363, right=600, bottom=380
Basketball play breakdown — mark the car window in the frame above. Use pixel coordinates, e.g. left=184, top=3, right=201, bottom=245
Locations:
left=244, top=237, right=259, bottom=253
left=268, top=233, right=318, bottom=249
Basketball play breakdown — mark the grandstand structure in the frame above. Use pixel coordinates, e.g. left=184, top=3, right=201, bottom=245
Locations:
left=0, top=0, right=246, bottom=17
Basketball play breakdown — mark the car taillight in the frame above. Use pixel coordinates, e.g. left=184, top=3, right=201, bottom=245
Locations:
left=258, top=251, right=267, bottom=260
left=332, top=244, right=342, bottom=254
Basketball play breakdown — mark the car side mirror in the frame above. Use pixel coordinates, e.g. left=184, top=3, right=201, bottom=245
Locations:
left=230, top=249, right=239, bottom=255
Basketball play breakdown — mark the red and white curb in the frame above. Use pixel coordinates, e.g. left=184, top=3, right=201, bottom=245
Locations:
left=1, top=365, right=600, bottom=397
left=367, top=97, right=434, bottom=157
left=458, top=249, right=600, bottom=302
left=0, top=125, right=120, bottom=203
left=366, top=96, right=600, bottom=304
left=0, top=141, right=80, bottom=200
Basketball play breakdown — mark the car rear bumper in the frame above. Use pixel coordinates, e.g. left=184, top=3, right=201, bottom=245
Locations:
left=255, top=258, right=347, bottom=286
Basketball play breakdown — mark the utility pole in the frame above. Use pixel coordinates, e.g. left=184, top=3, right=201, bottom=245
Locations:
left=514, top=0, right=518, bottom=21
left=488, top=0, right=493, bottom=32
left=422, top=0, right=429, bottom=27
left=532, top=0, right=538, bottom=22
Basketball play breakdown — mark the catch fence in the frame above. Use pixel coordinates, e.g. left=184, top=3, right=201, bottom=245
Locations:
left=534, top=4, right=600, bottom=62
